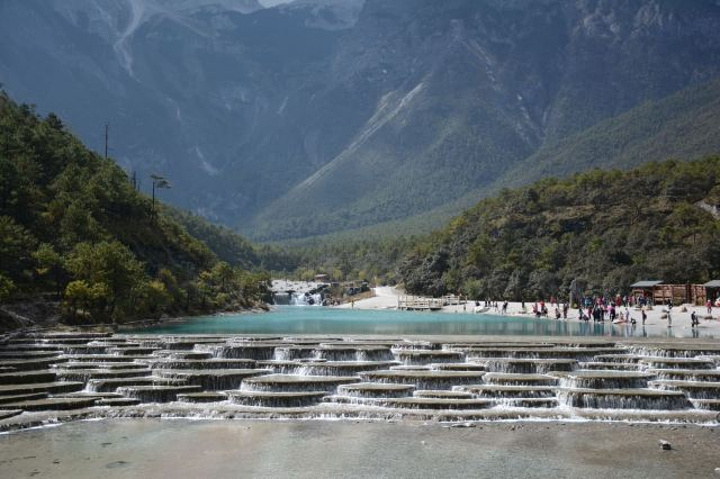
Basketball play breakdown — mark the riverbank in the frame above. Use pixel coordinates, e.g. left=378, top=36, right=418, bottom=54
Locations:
left=1, top=419, right=718, bottom=478
left=337, top=287, right=720, bottom=334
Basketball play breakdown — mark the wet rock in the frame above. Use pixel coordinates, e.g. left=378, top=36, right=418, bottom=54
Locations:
left=659, top=439, right=672, bottom=450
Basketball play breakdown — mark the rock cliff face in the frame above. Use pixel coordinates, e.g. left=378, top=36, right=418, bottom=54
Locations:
left=1, top=0, right=719, bottom=240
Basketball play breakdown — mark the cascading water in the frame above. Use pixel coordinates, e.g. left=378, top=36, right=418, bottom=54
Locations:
left=4, top=332, right=720, bottom=425
left=290, top=292, right=324, bottom=306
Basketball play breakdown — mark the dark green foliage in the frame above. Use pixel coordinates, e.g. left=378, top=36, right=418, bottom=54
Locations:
left=273, top=235, right=418, bottom=284
left=399, top=158, right=720, bottom=300
left=0, top=93, right=269, bottom=324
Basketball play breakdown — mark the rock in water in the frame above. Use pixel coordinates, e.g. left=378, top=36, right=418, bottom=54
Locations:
left=659, top=440, right=672, bottom=450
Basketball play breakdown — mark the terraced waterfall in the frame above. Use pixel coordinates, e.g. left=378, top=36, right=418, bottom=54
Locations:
left=1, top=333, right=720, bottom=430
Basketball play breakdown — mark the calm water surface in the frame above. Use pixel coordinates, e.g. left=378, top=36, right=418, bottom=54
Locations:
left=132, top=306, right=712, bottom=338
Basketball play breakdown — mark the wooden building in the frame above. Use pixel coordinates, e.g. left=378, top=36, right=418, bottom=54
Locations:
left=701, top=280, right=720, bottom=305
left=630, top=281, right=663, bottom=304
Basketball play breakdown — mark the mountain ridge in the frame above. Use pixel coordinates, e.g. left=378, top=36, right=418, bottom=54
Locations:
left=1, top=0, right=719, bottom=241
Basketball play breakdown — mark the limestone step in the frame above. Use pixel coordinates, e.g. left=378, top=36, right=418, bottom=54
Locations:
left=314, top=345, right=393, bottom=362
left=241, top=375, right=359, bottom=393
left=0, top=381, right=85, bottom=397
left=155, top=369, right=272, bottom=390
left=331, top=396, right=495, bottom=410
left=689, top=399, right=720, bottom=411
left=413, top=390, right=474, bottom=399
left=481, top=358, right=577, bottom=374
left=149, top=359, right=257, bottom=370
left=650, top=380, right=720, bottom=399
left=0, top=371, right=57, bottom=385
left=108, top=347, right=156, bottom=356
left=272, top=346, right=317, bottom=361
left=0, top=357, right=67, bottom=371
left=177, top=392, right=228, bottom=403
left=393, top=350, right=465, bottom=365
left=117, top=385, right=203, bottom=403
left=443, top=342, right=555, bottom=351
left=625, top=344, right=720, bottom=358
left=0, top=409, right=23, bottom=421
left=482, top=373, right=558, bottom=386
left=55, top=369, right=152, bottom=382
left=62, top=355, right=148, bottom=363
left=0, top=392, right=49, bottom=404
left=578, top=362, right=640, bottom=371
left=96, top=398, right=142, bottom=407
left=0, top=397, right=98, bottom=412
left=87, top=377, right=188, bottom=393
left=336, top=382, right=415, bottom=399
left=34, top=333, right=111, bottom=340
left=457, top=385, right=556, bottom=399
left=392, top=341, right=440, bottom=351
left=428, top=363, right=486, bottom=372
left=557, top=388, right=691, bottom=409
left=495, top=398, right=559, bottom=408
left=57, top=362, right=148, bottom=370
left=463, top=348, right=618, bottom=360
left=159, top=339, right=226, bottom=351
left=638, top=358, right=716, bottom=370
left=359, top=370, right=486, bottom=390
left=160, top=352, right=215, bottom=360
left=594, top=354, right=645, bottom=364
left=196, top=343, right=280, bottom=360
left=229, top=391, right=326, bottom=408
left=552, top=371, right=654, bottom=389
left=257, top=361, right=398, bottom=376
left=649, top=369, right=720, bottom=382
left=0, top=351, right=61, bottom=360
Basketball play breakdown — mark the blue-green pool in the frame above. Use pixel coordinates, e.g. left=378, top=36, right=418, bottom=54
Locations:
left=130, top=306, right=711, bottom=338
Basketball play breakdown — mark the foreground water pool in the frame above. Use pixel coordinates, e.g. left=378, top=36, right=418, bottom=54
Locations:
left=131, top=306, right=713, bottom=338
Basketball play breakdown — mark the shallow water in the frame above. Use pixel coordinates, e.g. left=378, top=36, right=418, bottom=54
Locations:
left=1, top=419, right=718, bottom=479
left=132, top=306, right=714, bottom=338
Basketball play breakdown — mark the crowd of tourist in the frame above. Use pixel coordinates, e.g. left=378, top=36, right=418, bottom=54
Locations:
left=474, top=292, right=720, bottom=329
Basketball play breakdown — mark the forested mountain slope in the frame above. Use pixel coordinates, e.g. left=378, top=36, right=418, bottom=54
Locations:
left=399, top=157, right=720, bottom=300
left=0, top=93, right=269, bottom=326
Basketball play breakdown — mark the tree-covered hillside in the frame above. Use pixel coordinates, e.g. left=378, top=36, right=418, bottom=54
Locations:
left=0, top=93, right=269, bottom=326
left=399, top=158, right=720, bottom=300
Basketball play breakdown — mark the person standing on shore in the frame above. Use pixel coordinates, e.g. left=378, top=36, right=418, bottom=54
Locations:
left=707, top=299, right=713, bottom=316
left=641, top=309, right=647, bottom=325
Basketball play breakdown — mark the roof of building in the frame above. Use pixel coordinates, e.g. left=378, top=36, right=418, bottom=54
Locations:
left=630, top=280, right=664, bottom=288
left=703, top=280, right=720, bottom=288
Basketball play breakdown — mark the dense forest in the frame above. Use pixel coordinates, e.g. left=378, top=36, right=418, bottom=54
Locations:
left=0, top=93, right=270, bottom=326
left=399, top=158, right=720, bottom=301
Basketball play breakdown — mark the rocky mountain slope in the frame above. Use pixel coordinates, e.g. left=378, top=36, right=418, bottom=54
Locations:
left=1, top=0, right=719, bottom=240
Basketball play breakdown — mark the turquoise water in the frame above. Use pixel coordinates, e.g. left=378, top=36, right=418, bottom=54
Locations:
left=131, top=306, right=711, bottom=337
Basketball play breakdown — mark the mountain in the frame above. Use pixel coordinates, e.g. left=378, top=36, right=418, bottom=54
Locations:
left=0, top=93, right=269, bottom=327
left=398, top=157, right=720, bottom=300
left=1, top=0, right=720, bottom=241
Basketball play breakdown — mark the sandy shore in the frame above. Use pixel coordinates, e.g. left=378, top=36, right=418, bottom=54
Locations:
left=1, top=419, right=718, bottom=478
left=335, top=287, right=720, bottom=333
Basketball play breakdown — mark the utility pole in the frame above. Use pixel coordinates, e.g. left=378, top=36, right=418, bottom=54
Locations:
left=104, top=123, right=109, bottom=159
